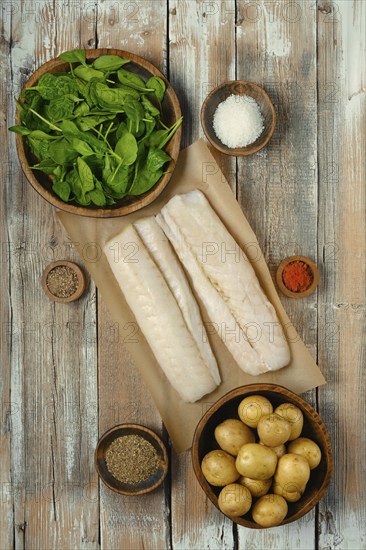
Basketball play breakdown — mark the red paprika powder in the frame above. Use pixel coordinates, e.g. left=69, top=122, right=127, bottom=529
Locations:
left=282, top=261, right=313, bottom=293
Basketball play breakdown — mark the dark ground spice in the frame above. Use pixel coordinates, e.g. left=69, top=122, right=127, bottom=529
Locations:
left=46, top=265, right=79, bottom=298
left=105, top=435, right=160, bottom=484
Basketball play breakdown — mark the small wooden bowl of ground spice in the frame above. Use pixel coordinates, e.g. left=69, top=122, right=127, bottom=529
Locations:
left=42, top=260, right=86, bottom=303
left=95, top=424, right=168, bottom=496
left=276, top=255, right=320, bottom=299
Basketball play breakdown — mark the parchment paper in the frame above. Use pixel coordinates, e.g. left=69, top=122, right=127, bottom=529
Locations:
left=58, top=139, right=326, bottom=453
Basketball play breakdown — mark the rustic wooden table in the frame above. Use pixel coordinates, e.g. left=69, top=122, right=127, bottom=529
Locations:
left=1, top=1, right=365, bottom=549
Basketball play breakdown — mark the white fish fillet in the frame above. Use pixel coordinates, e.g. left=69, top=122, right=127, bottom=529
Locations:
left=159, top=190, right=290, bottom=372
left=103, top=224, right=219, bottom=403
left=134, top=217, right=220, bottom=385
left=156, top=212, right=269, bottom=376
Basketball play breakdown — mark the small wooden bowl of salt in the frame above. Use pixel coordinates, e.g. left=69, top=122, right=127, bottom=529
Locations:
left=201, top=80, right=276, bottom=156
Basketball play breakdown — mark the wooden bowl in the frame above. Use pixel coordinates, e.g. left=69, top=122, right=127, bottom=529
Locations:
left=276, top=255, right=320, bottom=299
left=192, top=384, right=333, bottom=529
left=41, top=260, right=86, bottom=303
left=201, top=81, right=276, bottom=156
left=95, top=424, right=168, bottom=496
left=15, top=49, right=182, bottom=218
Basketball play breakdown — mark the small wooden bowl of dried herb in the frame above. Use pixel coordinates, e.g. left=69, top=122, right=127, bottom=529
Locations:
left=41, top=260, right=86, bottom=303
left=276, top=256, right=320, bottom=299
left=95, top=424, right=168, bottom=496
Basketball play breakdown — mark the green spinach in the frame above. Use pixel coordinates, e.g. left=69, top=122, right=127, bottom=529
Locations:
left=9, top=49, right=182, bottom=206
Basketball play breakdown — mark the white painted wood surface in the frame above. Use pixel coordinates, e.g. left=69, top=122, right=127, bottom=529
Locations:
left=0, top=1, right=365, bottom=549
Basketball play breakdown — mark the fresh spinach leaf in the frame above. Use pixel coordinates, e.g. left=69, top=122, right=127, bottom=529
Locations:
left=59, top=49, right=86, bottom=65
left=9, top=125, right=32, bottom=135
left=53, top=179, right=71, bottom=201
left=77, top=157, right=95, bottom=192
left=27, top=137, right=50, bottom=161
left=123, top=98, right=145, bottom=133
left=141, top=95, right=160, bottom=118
left=115, top=121, right=128, bottom=142
left=77, top=114, right=115, bottom=132
left=46, top=97, right=75, bottom=122
left=93, top=55, right=130, bottom=72
left=115, top=132, right=138, bottom=165
left=129, top=166, right=163, bottom=195
left=146, top=147, right=171, bottom=172
left=73, top=101, right=90, bottom=117
left=29, top=130, right=60, bottom=140
left=69, top=138, right=94, bottom=156
left=48, top=139, right=78, bottom=165
left=30, top=159, right=58, bottom=174
left=117, top=68, right=148, bottom=91
left=114, top=84, right=140, bottom=99
left=30, top=73, right=77, bottom=100
left=146, top=76, right=166, bottom=103
left=106, top=164, right=132, bottom=195
left=88, top=187, right=107, bottom=206
left=74, top=65, right=104, bottom=82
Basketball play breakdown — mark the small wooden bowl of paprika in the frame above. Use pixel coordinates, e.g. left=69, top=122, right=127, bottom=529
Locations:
left=276, top=256, right=320, bottom=299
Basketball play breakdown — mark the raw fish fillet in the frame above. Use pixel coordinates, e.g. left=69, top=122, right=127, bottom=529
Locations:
left=134, top=217, right=220, bottom=385
left=156, top=211, right=268, bottom=376
left=158, top=190, right=290, bottom=372
left=103, top=224, right=219, bottom=402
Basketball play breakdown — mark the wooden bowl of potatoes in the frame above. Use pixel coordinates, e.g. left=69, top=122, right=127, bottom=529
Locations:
left=192, top=384, right=333, bottom=529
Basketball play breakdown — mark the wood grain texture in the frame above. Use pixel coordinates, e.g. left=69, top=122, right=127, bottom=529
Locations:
left=0, top=6, right=14, bottom=549
left=168, top=1, right=236, bottom=547
left=235, top=0, right=319, bottom=547
left=168, top=0, right=236, bottom=191
left=1, top=1, right=99, bottom=549
left=96, top=2, right=170, bottom=549
left=317, top=2, right=366, bottom=549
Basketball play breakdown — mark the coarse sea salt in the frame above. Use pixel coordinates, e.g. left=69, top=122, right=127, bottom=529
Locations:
left=213, top=94, right=264, bottom=148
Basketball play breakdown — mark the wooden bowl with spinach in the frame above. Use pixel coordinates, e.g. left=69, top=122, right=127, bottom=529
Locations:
left=11, top=49, right=182, bottom=217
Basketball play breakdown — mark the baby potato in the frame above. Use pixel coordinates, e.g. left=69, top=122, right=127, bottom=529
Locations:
left=274, top=453, right=310, bottom=491
left=257, top=413, right=292, bottom=447
left=252, top=494, right=288, bottom=527
left=239, top=476, right=272, bottom=497
left=260, top=441, right=286, bottom=458
left=236, top=443, right=277, bottom=480
left=215, top=419, right=255, bottom=456
left=238, top=395, right=273, bottom=428
left=202, top=450, right=240, bottom=486
left=273, top=482, right=303, bottom=503
left=218, top=483, right=252, bottom=517
left=275, top=403, right=304, bottom=440
left=288, top=437, right=322, bottom=469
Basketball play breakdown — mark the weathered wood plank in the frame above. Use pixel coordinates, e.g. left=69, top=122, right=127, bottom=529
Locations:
left=168, top=1, right=236, bottom=547
left=96, top=2, right=170, bottom=549
left=2, top=1, right=99, bottom=548
left=236, top=1, right=318, bottom=546
left=168, top=0, right=236, bottom=191
left=0, top=5, right=15, bottom=549
left=317, top=2, right=366, bottom=549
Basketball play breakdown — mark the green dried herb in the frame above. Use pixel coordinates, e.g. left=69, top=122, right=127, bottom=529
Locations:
left=105, top=435, right=160, bottom=484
